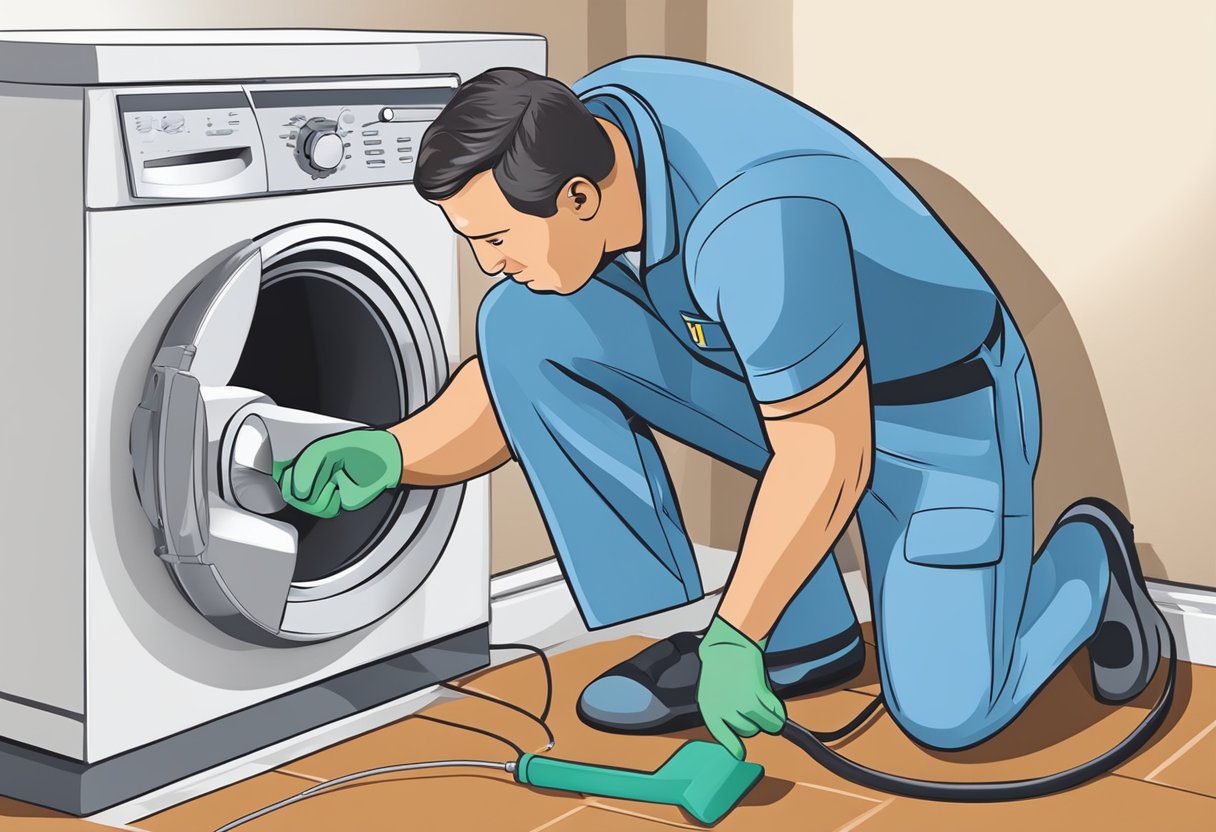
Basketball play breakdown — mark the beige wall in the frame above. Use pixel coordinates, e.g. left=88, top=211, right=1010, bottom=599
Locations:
left=707, top=0, right=793, bottom=93
left=7, top=2, right=1210, bottom=585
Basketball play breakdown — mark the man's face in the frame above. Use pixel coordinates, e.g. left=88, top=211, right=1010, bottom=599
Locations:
left=433, top=169, right=604, bottom=295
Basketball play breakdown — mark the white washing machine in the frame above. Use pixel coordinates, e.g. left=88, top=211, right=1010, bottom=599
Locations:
left=0, top=29, right=545, bottom=815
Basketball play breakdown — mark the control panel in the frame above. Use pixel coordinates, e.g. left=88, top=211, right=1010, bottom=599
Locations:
left=116, top=78, right=458, bottom=201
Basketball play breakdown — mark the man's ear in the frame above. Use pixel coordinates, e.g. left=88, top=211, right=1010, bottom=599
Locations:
left=558, top=177, right=602, bottom=221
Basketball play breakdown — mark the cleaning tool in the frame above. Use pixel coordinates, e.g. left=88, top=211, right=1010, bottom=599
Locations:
left=513, top=740, right=763, bottom=825
left=215, top=742, right=761, bottom=830
left=215, top=645, right=764, bottom=830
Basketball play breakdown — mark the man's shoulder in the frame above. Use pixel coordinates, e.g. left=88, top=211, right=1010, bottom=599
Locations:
left=683, top=156, right=858, bottom=272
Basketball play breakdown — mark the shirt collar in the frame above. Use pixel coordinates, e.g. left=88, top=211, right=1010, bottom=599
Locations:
left=575, top=83, right=678, bottom=270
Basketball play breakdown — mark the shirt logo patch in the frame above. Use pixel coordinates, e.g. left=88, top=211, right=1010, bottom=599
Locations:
left=685, top=319, right=708, bottom=348
left=680, top=311, right=730, bottom=351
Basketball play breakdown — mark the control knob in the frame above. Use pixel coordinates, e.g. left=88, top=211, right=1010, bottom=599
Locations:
left=160, top=112, right=185, bottom=134
left=294, top=117, right=345, bottom=178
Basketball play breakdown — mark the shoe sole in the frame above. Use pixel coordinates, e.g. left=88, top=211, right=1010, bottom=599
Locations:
left=1058, top=497, right=1168, bottom=704
left=769, top=630, right=868, bottom=699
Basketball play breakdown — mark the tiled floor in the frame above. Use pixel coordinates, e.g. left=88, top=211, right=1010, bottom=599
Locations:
left=7, top=625, right=1215, bottom=831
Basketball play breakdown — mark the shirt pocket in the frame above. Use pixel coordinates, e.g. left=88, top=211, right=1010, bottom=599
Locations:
left=876, top=386, right=1006, bottom=569
left=904, top=504, right=1002, bottom=568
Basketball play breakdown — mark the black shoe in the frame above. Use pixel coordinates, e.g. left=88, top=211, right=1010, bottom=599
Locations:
left=576, top=625, right=866, bottom=734
left=1056, top=497, right=1170, bottom=704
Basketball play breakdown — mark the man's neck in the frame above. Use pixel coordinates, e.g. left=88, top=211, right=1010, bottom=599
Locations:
left=594, top=117, right=645, bottom=257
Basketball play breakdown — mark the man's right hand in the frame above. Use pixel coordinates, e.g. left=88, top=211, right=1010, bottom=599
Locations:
left=696, top=616, right=787, bottom=760
left=274, top=428, right=403, bottom=518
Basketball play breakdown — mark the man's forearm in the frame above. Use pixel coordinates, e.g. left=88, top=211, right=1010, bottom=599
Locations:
left=716, top=354, right=873, bottom=643
left=716, top=444, right=869, bottom=642
left=386, top=357, right=512, bottom=487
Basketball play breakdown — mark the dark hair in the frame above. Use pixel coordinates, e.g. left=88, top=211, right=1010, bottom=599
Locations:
left=415, top=68, right=615, bottom=217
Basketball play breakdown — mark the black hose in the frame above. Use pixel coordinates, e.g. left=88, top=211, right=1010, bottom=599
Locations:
left=780, top=624, right=1176, bottom=802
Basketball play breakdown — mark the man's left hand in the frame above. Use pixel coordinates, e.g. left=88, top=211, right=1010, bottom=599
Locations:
left=696, top=616, right=787, bottom=760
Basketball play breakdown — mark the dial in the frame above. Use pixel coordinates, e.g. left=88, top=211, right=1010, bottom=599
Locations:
left=160, top=112, right=186, bottom=134
left=293, top=117, right=345, bottom=178
left=310, top=133, right=344, bottom=170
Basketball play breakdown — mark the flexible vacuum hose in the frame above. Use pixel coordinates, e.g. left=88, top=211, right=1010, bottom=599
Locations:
left=780, top=623, right=1177, bottom=801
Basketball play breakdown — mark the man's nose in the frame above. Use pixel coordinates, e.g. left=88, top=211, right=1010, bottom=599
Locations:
left=474, top=250, right=506, bottom=276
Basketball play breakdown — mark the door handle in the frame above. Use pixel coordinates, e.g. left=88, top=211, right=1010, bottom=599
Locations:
left=142, top=362, right=210, bottom=564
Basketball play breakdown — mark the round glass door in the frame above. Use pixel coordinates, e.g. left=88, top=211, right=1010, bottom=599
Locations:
left=130, top=222, right=462, bottom=645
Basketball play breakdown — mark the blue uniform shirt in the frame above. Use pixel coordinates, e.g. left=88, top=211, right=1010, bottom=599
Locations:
left=573, top=57, right=999, bottom=403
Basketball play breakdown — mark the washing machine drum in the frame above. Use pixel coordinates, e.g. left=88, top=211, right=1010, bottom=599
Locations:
left=129, top=222, right=463, bottom=646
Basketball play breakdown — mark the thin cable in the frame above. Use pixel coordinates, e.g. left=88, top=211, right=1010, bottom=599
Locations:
left=416, top=712, right=526, bottom=757
left=212, top=760, right=513, bottom=832
left=216, top=642, right=555, bottom=832
left=440, top=682, right=556, bottom=751
left=489, top=642, right=555, bottom=722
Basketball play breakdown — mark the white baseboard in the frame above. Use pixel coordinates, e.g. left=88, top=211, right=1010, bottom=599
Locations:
left=1149, top=581, right=1216, bottom=667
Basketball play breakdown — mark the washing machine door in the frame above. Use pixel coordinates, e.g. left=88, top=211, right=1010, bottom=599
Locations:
left=130, top=222, right=462, bottom=645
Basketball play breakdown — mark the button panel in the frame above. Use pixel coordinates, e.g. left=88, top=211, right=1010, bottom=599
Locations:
left=250, top=83, right=456, bottom=191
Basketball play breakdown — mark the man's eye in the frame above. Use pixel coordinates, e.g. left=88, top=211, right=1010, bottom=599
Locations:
left=488, top=239, right=503, bottom=247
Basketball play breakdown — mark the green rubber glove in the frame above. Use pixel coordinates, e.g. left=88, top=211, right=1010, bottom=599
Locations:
left=696, top=616, right=787, bottom=760
left=273, top=428, right=403, bottom=519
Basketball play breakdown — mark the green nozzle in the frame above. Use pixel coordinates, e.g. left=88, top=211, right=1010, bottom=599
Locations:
left=514, top=741, right=763, bottom=826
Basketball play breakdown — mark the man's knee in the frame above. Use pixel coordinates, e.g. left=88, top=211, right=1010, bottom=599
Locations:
left=882, top=627, right=1018, bottom=749
left=477, top=279, right=527, bottom=362
left=876, top=556, right=1013, bottom=749
left=880, top=597, right=1003, bottom=748
left=476, top=279, right=584, bottom=379
left=885, top=673, right=1002, bottom=750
